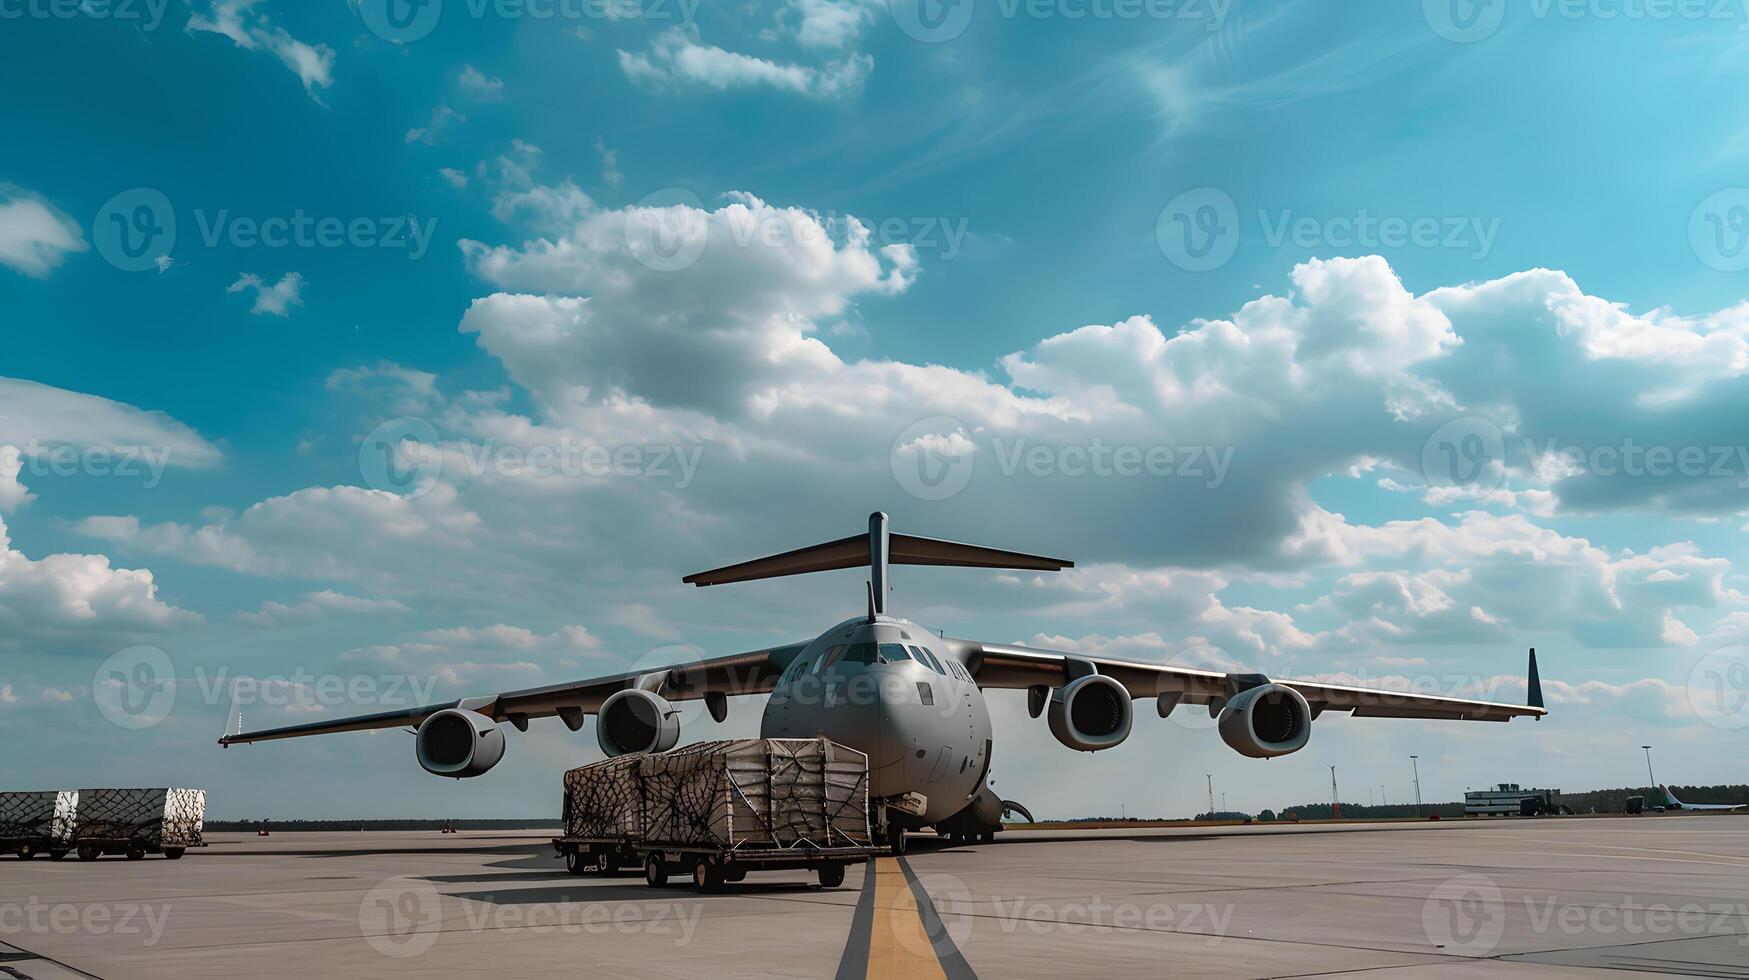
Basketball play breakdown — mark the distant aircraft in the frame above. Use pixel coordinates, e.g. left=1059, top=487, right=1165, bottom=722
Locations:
left=1657, top=786, right=1747, bottom=812
left=220, top=513, right=1547, bottom=849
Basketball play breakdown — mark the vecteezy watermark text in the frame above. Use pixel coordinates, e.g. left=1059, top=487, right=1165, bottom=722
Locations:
left=359, top=419, right=707, bottom=496
left=0, top=900, right=173, bottom=948
left=2, top=441, right=174, bottom=489
left=0, top=0, right=170, bottom=29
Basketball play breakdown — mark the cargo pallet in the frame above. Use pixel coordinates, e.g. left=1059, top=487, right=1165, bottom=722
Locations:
left=552, top=835, right=872, bottom=892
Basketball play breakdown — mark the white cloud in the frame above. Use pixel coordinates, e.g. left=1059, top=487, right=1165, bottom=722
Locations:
left=0, top=509, right=200, bottom=654
left=0, top=185, right=87, bottom=277
left=594, top=137, right=623, bottom=190
left=0, top=378, right=223, bottom=470
left=438, top=167, right=469, bottom=189
left=619, top=29, right=871, bottom=99
left=186, top=0, right=335, bottom=100
left=326, top=362, right=441, bottom=415
left=784, top=0, right=877, bottom=48
left=406, top=104, right=464, bottom=145
left=235, top=590, right=411, bottom=626
left=227, top=272, right=305, bottom=317
left=0, top=447, right=34, bottom=514
left=457, top=65, right=504, bottom=101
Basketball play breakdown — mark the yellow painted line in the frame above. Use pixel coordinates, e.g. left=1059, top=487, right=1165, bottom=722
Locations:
left=866, top=857, right=947, bottom=980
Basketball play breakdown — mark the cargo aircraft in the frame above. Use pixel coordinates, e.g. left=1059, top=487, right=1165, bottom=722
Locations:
left=1656, top=786, right=1746, bottom=812
left=221, top=513, right=1547, bottom=849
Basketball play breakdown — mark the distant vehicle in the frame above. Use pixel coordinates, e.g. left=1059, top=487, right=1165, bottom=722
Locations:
left=1465, top=783, right=1569, bottom=816
left=222, top=514, right=1548, bottom=851
left=1656, top=786, right=1747, bottom=812
left=1624, top=796, right=1644, bottom=815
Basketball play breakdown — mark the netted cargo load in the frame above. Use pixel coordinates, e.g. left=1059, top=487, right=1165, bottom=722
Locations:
left=74, top=788, right=205, bottom=847
left=562, top=754, right=642, bottom=840
left=0, top=791, right=78, bottom=844
left=561, top=738, right=869, bottom=850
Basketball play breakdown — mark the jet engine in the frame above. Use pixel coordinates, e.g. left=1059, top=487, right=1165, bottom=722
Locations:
left=415, top=708, right=507, bottom=778
left=1047, top=674, right=1132, bottom=752
left=1217, top=684, right=1312, bottom=758
left=596, top=688, right=681, bottom=757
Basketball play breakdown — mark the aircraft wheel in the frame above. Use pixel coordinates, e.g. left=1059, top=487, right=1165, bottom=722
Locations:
left=886, top=825, right=906, bottom=856
left=817, top=863, right=846, bottom=888
left=979, top=832, right=995, bottom=844
left=645, top=854, right=668, bottom=888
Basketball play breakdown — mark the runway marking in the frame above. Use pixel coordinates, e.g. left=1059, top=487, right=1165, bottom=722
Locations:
left=836, top=857, right=976, bottom=980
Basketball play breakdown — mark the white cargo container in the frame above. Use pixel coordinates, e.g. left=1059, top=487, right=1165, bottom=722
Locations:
left=73, top=788, right=206, bottom=860
left=0, top=790, right=79, bottom=860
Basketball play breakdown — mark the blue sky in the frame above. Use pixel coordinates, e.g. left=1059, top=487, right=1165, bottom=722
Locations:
left=2, top=0, right=1748, bottom=819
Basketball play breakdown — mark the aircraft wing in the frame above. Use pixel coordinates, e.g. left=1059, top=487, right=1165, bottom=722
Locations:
left=217, top=641, right=810, bottom=745
left=953, top=640, right=1547, bottom=723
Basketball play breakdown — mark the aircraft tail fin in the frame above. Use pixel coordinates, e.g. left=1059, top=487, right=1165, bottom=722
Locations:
left=683, top=512, right=1073, bottom=614
left=1658, top=785, right=1679, bottom=807
left=1527, top=647, right=1543, bottom=709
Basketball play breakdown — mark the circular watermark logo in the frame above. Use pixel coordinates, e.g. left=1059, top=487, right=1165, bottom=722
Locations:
left=625, top=187, right=709, bottom=273
left=1689, top=188, right=1749, bottom=273
left=901, top=871, right=975, bottom=956
left=888, top=0, right=975, bottom=43
left=1156, top=188, right=1238, bottom=273
left=92, top=645, right=177, bottom=730
left=1421, top=415, right=1506, bottom=490
left=358, top=876, right=442, bottom=958
left=358, top=0, right=444, bottom=43
left=1422, top=873, right=1506, bottom=955
left=890, top=416, right=976, bottom=501
left=358, top=417, right=442, bottom=497
left=1687, top=645, right=1749, bottom=730
left=1423, top=0, right=1506, bottom=42
left=93, top=188, right=176, bottom=273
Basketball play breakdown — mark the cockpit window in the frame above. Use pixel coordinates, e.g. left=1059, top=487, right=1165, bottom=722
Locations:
left=910, top=645, right=946, bottom=674
left=840, top=643, right=880, bottom=665
left=878, top=643, right=912, bottom=663
left=813, top=645, right=844, bottom=673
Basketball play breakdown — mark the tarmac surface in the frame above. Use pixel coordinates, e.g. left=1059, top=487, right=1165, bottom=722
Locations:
left=2, top=815, right=1746, bottom=979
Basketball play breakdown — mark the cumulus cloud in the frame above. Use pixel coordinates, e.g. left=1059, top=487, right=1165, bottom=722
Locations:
left=456, top=65, right=504, bottom=100
left=406, top=104, right=464, bottom=145
left=0, top=510, right=200, bottom=655
left=0, top=447, right=34, bottom=514
left=186, top=0, right=335, bottom=100
left=619, top=30, right=871, bottom=99
left=0, top=185, right=87, bottom=277
left=227, top=272, right=305, bottom=317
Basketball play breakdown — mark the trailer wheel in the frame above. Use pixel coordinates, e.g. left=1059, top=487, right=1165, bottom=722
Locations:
left=817, top=863, right=846, bottom=888
left=125, top=848, right=146, bottom=861
left=48, top=850, right=69, bottom=861
left=163, top=848, right=186, bottom=860
left=16, top=842, right=38, bottom=860
left=77, top=844, right=101, bottom=862
left=644, top=854, right=668, bottom=888
left=692, top=858, right=724, bottom=894
left=565, top=848, right=590, bottom=876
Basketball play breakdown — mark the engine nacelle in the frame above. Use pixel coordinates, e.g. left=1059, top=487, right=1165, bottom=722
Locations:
left=1047, top=674, right=1133, bottom=752
left=597, top=689, right=681, bottom=757
left=416, top=708, right=507, bottom=778
left=1218, top=684, right=1312, bottom=758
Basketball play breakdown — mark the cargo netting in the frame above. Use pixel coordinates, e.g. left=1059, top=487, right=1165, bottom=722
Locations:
left=74, top=788, right=206, bottom=847
left=0, top=791, right=77, bottom=843
left=563, top=738, right=869, bottom=850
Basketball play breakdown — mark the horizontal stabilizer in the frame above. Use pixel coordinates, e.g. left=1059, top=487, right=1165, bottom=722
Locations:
left=684, top=525, right=1072, bottom=588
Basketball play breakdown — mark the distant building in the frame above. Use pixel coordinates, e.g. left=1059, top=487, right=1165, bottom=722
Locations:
left=1464, top=783, right=1560, bottom=816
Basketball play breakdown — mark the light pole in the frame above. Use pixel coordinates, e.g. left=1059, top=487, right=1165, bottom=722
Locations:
left=1330, top=765, right=1341, bottom=819
left=1641, top=745, right=1656, bottom=791
left=1411, top=755, right=1423, bottom=817
left=1205, top=773, right=1214, bottom=818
